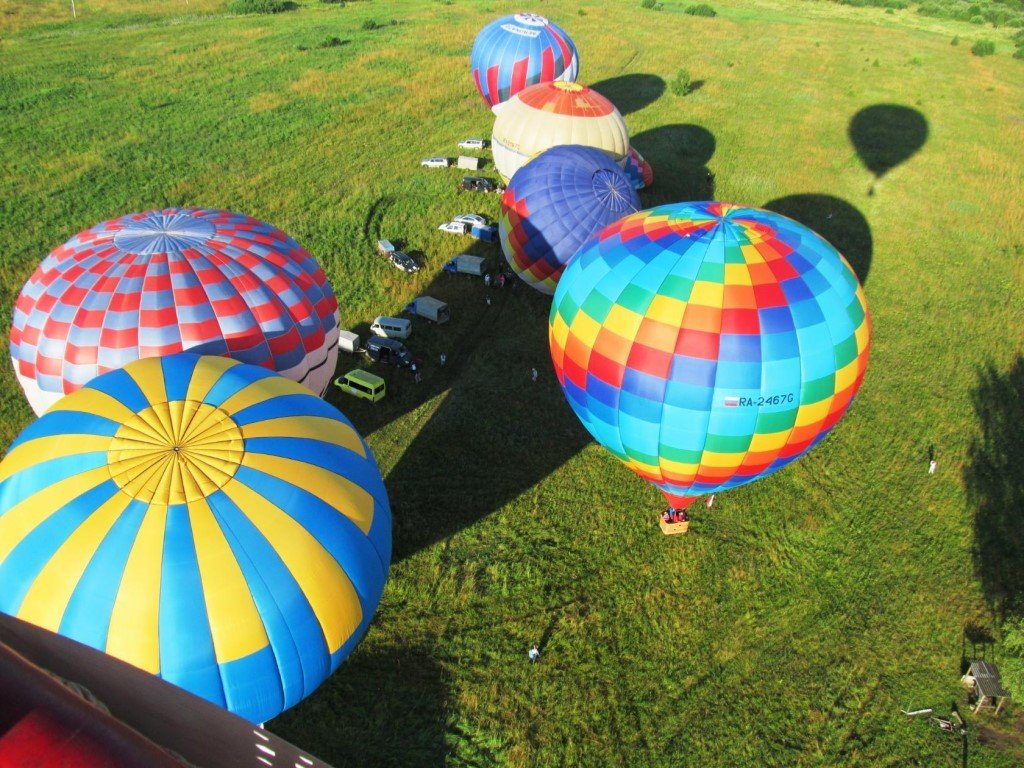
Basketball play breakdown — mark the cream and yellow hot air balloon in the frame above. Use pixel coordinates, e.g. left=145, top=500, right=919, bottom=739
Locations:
left=491, top=81, right=629, bottom=183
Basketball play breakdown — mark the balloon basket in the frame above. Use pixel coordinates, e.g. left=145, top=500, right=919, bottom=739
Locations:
left=659, top=518, right=690, bottom=536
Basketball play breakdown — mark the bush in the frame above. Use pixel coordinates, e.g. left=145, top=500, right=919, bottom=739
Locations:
left=640, top=0, right=656, bottom=7
left=361, top=18, right=379, bottom=30
left=670, top=68, right=692, bottom=96
left=972, top=38, right=996, bottom=55
left=226, top=0, right=289, bottom=12
left=970, top=14, right=985, bottom=23
left=685, top=3, right=717, bottom=16
left=318, top=36, right=345, bottom=48
left=1015, top=46, right=1024, bottom=58
left=951, top=34, right=960, bottom=45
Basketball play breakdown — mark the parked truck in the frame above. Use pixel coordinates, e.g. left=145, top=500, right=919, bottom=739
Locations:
left=443, top=254, right=488, bottom=277
left=404, top=296, right=450, bottom=324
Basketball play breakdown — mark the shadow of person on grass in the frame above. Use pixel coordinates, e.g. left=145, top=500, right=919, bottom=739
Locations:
left=630, top=123, right=716, bottom=206
left=763, top=194, right=873, bottom=284
left=270, top=647, right=450, bottom=768
left=848, top=104, right=928, bottom=195
left=965, top=356, right=1024, bottom=617
left=590, top=74, right=666, bottom=116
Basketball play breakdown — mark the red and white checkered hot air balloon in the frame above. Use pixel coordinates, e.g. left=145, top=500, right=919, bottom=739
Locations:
left=9, top=208, right=340, bottom=415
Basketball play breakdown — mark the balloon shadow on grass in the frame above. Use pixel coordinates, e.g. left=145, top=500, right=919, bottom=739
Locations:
left=848, top=104, right=928, bottom=195
left=965, top=356, right=1024, bottom=617
left=590, top=74, right=666, bottom=116
left=382, top=285, right=592, bottom=562
left=631, top=123, right=716, bottom=206
left=763, top=194, right=873, bottom=284
left=322, top=239, right=592, bottom=564
left=271, top=647, right=451, bottom=768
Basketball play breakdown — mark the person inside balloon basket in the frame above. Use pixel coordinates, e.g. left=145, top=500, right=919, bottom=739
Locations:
left=663, top=507, right=689, bottom=524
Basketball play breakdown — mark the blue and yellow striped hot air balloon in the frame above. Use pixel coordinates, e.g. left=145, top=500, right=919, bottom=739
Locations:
left=0, top=353, right=391, bottom=724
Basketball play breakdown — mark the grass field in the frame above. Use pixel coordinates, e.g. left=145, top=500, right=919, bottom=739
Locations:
left=2, top=0, right=1024, bottom=765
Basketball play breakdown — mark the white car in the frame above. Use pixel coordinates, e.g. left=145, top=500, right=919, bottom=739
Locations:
left=458, top=138, right=487, bottom=150
left=453, top=213, right=488, bottom=227
left=438, top=221, right=468, bottom=235
left=421, top=157, right=450, bottom=168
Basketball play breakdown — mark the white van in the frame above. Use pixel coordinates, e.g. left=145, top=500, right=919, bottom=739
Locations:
left=370, top=316, right=412, bottom=340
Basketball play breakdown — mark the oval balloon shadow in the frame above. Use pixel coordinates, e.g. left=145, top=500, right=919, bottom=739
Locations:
left=590, top=74, right=666, bottom=116
left=764, top=194, right=873, bottom=284
left=848, top=104, right=928, bottom=179
left=630, top=124, right=716, bottom=205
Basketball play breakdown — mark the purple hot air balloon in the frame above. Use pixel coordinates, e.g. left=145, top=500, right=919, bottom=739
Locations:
left=499, top=145, right=640, bottom=294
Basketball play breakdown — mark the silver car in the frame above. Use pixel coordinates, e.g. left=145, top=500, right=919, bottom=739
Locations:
left=453, top=213, right=488, bottom=227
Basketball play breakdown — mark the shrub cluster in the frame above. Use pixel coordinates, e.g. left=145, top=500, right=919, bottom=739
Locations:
left=361, top=18, right=398, bottom=30
left=226, top=0, right=289, bottom=12
left=685, top=3, right=717, bottom=16
left=671, top=68, right=691, bottom=96
left=971, top=38, right=996, bottom=54
left=917, top=0, right=1024, bottom=29
left=839, top=0, right=908, bottom=8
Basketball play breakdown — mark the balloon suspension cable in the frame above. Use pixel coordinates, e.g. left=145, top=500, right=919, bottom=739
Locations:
left=595, top=171, right=641, bottom=214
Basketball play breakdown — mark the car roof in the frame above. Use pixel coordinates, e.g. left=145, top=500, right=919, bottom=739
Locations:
left=345, top=369, right=385, bottom=386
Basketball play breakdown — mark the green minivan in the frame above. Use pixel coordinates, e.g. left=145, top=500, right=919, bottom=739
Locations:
left=334, top=369, right=386, bottom=403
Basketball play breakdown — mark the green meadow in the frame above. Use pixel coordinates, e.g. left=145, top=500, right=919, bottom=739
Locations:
left=2, top=0, right=1023, bottom=765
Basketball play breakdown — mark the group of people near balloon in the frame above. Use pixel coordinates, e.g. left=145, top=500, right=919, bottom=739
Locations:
left=0, top=10, right=871, bottom=730
left=474, top=13, right=871, bottom=521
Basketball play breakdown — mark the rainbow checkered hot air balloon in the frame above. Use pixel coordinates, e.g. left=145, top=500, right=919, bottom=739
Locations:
left=0, top=354, right=391, bottom=724
left=549, top=202, right=871, bottom=513
left=9, top=208, right=340, bottom=416
left=499, top=145, right=640, bottom=295
left=470, top=13, right=579, bottom=114
left=492, top=81, right=629, bottom=184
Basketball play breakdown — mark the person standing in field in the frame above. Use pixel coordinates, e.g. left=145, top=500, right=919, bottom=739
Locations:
left=528, top=645, right=540, bottom=663
left=531, top=367, right=538, bottom=382
left=706, top=494, right=715, bottom=509
left=929, top=459, right=937, bottom=475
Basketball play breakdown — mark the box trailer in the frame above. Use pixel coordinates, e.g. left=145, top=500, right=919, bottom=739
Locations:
left=443, top=254, right=488, bottom=277
left=405, top=296, right=450, bottom=324
left=337, top=330, right=360, bottom=354
left=457, top=155, right=482, bottom=170
left=470, top=224, right=497, bottom=242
